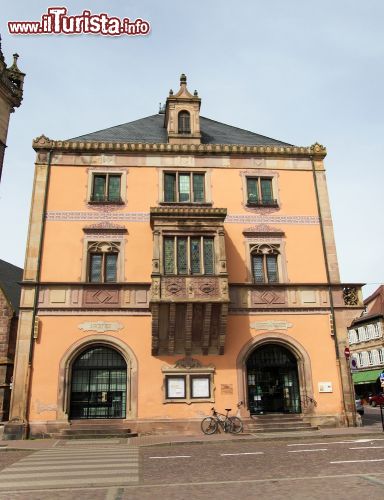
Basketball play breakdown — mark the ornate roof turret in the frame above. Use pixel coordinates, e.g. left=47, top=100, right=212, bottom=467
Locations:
left=0, top=37, right=25, bottom=110
left=6, top=53, right=25, bottom=95
left=0, top=35, right=5, bottom=67
left=164, top=74, right=202, bottom=145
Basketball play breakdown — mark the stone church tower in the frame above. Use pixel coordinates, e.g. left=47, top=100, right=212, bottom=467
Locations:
left=0, top=35, right=25, bottom=182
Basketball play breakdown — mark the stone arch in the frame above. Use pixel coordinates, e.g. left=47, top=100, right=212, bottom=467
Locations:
left=56, top=335, right=138, bottom=421
left=236, top=332, right=316, bottom=416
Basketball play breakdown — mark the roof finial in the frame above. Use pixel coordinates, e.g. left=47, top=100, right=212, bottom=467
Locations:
left=9, top=53, right=22, bottom=72
left=180, top=73, right=187, bottom=85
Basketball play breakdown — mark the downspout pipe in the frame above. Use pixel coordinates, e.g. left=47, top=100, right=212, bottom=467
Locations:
left=310, top=156, right=355, bottom=426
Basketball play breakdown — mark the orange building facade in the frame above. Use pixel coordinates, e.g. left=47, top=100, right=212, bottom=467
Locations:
left=5, top=75, right=364, bottom=439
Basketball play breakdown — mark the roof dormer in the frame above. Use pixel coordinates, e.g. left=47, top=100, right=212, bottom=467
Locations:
left=164, top=74, right=201, bottom=145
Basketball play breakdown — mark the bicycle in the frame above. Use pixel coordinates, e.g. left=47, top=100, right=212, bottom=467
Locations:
left=201, top=406, right=243, bottom=435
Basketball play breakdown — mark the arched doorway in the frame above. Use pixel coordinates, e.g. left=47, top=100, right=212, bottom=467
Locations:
left=246, top=344, right=301, bottom=414
left=70, top=346, right=127, bottom=419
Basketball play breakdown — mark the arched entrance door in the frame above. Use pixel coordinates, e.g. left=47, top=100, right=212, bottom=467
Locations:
left=246, top=344, right=301, bottom=414
left=70, top=346, right=127, bottom=419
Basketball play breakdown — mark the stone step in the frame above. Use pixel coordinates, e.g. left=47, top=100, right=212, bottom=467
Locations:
left=246, top=425, right=318, bottom=433
left=250, top=414, right=304, bottom=420
left=51, top=432, right=138, bottom=440
left=246, top=420, right=311, bottom=427
left=60, top=428, right=134, bottom=435
left=68, top=419, right=126, bottom=426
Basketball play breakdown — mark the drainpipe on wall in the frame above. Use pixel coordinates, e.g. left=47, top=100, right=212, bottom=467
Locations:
left=310, top=156, right=356, bottom=427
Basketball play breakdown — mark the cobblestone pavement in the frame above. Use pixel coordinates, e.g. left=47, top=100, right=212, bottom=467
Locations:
left=0, top=450, right=33, bottom=472
left=1, top=436, right=384, bottom=499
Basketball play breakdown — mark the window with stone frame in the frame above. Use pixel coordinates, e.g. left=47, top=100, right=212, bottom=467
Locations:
left=91, top=173, right=122, bottom=203
left=379, top=349, right=384, bottom=365
left=163, top=172, right=206, bottom=203
left=250, top=244, right=279, bottom=284
left=164, top=235, right=214, bottom=275
left=178, top=110, right=191, bottom=134
left=246, top=177, right=277, bottom=206
left=87, top=242, right=120, bottom=283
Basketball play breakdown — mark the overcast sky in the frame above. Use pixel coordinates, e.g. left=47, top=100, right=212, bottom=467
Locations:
left=0, top=1, right=383, bottom=297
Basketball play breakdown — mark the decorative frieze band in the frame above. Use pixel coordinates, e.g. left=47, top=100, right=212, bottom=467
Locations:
left=33, top=135, right=327, bottom=159
left=225, top=215, right=319, bottom=225
left=46, top=211, right=319, bottom=225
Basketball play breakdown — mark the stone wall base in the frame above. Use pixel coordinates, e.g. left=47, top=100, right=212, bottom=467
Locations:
left=3, top=422, right=29, bottom=440
left=302, top=413, right=347, bottom=428
left=24, top=413, right=355, bottom=439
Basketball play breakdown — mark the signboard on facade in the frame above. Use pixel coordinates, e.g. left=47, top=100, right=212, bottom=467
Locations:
left=350, top=358, right=358, bottom=372
left=78, top=321, right=123, bottom=333
left=250, top=321, right=293, bottom=331
left=167, top=377, right=186, bottom=399
left=318, top=382, right=333, bottom=393
left=221, top=384, right=233, bottom=395
left=191, top=377, right=210, bottom=398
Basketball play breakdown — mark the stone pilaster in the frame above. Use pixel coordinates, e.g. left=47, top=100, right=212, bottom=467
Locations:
left=4, top=158, right=49, bottom=439
left=313, top=159, right=340, bottom=283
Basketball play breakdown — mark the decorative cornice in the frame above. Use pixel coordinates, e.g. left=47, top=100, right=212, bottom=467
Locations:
left=32, top=135, right=327, bottom=159
left=150, top=206, right=227, bottom=220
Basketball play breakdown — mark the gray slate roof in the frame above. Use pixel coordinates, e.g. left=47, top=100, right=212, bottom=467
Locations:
left=0, top=259, right=23, bottom=314
left=70, top=114, right=292, bottom=146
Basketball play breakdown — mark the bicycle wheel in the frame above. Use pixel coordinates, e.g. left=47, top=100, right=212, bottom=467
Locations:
left=201, top=417, right=218, bottom=435
left=229, top=416, right=243, bottom=434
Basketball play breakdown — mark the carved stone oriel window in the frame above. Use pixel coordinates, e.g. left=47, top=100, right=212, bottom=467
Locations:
left=164, top=236, right=214, bottom=275
left=162, top=357, right=215, bottom=404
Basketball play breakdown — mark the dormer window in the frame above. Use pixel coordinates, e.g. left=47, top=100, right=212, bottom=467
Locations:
left=178, top=111, right=191, bottom=134
left=164, top=75, right=201, bottom=144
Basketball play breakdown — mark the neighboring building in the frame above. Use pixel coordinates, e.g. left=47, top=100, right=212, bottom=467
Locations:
left=0, top=34, right=25, bottom=182
left=5, top=75, right=363, bottom=439
left=348, top=286, right=384, bottom=397
left=0, top=259, right=22, bottom=421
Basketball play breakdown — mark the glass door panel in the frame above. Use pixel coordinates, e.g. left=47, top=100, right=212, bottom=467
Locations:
left=70, top=347, right=127, bottom=419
